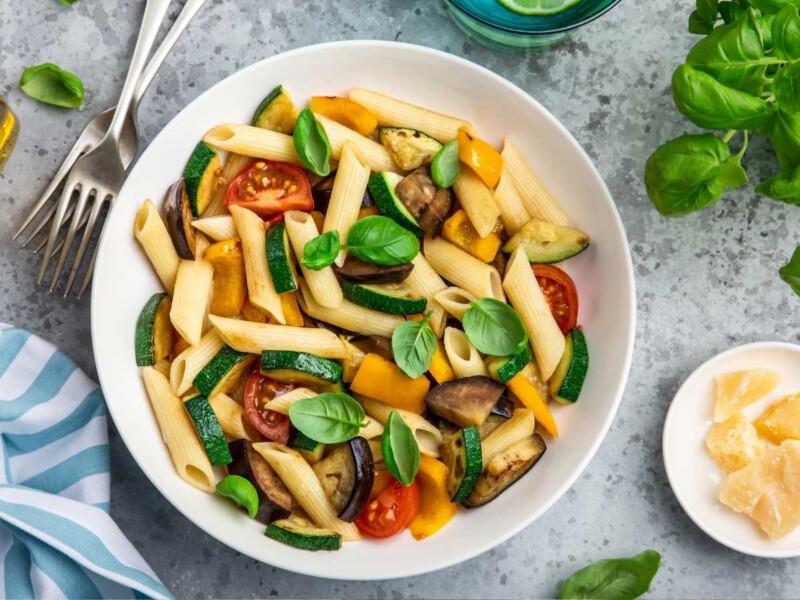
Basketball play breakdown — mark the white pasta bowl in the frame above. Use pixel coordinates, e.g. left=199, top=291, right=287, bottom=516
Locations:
left=92, top=40, right=635, bottom=580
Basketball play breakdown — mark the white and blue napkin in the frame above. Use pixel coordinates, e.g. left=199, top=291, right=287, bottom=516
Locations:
left=0, top=324, right=172, bottom=599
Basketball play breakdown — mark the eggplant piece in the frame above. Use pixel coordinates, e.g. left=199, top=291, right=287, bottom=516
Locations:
left=395, top=166, right=452, bottom=237
left=463, top=434, right=547, bottom=508
left=349, top=334, right=394, bottom=362
left=228, top=440, right=293, bottom=523
left=438, top=418, right=460, bottom=443
left=163, top=179, right=197, bottom=259
left=425, top=376, right=505, bottom=428
left=314, top=174, right=373, bottom=213
left=304, top=316, right=350, bottom=337
left=490, top=397, right=514, bottom=420
left=312, top=436, right=374, bottom=522
left=333, top=256, right=414, bottom=284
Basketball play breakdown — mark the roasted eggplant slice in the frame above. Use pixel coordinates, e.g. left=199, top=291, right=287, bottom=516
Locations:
left=425, top=376, right=505, bottom=428
left=490, top=397, right=514, bottom=420
left=394, top=166, right=452, bottom=237
left=463, top=434, right=546, bottom=508
left=312, top=436, right=374, bottom=522
left=349, top=335, right=394, bottom=362
left=333, top=256, right=414, bottom=284
left=228, top=440, right=293, bottom=523
left=163, top=179, right=196, bottom=259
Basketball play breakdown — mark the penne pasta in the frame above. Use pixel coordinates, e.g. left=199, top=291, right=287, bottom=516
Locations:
left=203, top=153, right=254, bottom=217
left=313, top=114, right=399, bottom=173
left=348, top=88, right=477, bottom=142
left=170, top=329, right=225, bottom=395
left=502, top=140, right=568, bottom=226
left=434, top=287, right=477, bottom=322
left=404, top=252, right=448, bottom=337
left=209, top=315, right=346, bottom=358
left=170, top=235, right=213, bottom=346
left=142, top=367, right=216, bottom=493
left=481, top=408, right=536, bottom=469
left=284, top=211, right=343, bottom=308
left=503, top=247, right=566, bottom=380
left=423, top=236, right=505, bottom=302
left=209, top=393, right=258, bottom=441
left=443, top=327, right=488, bottom=379
left=134, top=199, right=180, bottom=295
left=452, top=167, right=502, bottom=238
left=493, top=166, right=531, bottom=236
left=191, top=215, right=238, bottom=242
left=204, top=124, right=302, bottom=166
left=153, top=359, right=172, bottom=378
left=357, top=395, right=442, bottom=457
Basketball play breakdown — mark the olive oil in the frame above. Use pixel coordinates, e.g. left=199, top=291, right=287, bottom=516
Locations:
left=0, top=97, right=19, bottom=173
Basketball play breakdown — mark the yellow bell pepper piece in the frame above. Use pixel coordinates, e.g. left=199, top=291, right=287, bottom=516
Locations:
left=441, top=209, right=502, bottom=263
left=204, top=239, right=246, bottom=317
left=310, top=210, right=325, bottom=233
left=457, top=127, right=503, bottom=189
left=350, top=353, right=430, bottom=413
left=358, top=206, right=380, bottom=220
left=241, top=297, right=269, bottom=323
left=279, top=291, right=305, bottom=327
left=409, top=456, right=458, bottom=540
left=507, top=372, right=559, bottom=437
left=310, top=96, right=378, bottom=137
left=428, top=339, right=455, bottom=384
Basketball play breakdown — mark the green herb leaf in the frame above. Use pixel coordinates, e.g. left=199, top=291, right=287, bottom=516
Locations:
left=756, top=163, right=800, bottom=205
left=19, top=63, right=84, bottom=108
left=59, top=0, right=80, bottom=4
left=293, top=109, right=331, bottom=177
left=718, top=1, right=745, bottom=24
left=302, top=230, right=340, bottom=270
left=431, top=140, right=461, bottom=188
left=216, top=475, right=260, bottom=519
left=689, top=10, right=715, bottom=34
left=749, top=0, right=800, bottom=15
left=288, top=392, right=365, bottom=444
left=696, top=0, right=719, bottom=23
left=463, top=297, right=528, bottom=357
left=381, top=411, right=420, bottom=487
left=774, top=61, right=800, bottom=115
left=345, top=215, right=420, bottom=266
left=766, top=109, right=800, bottom=166
left=773, top=5, right=800, bottom=59
left=558, top=550, right=662, bottom=600
left=392, top=314, right=437, bottom=379
left=779, top=246, right=800, bottom=296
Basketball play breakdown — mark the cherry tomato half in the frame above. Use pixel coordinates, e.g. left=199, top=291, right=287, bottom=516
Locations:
left=355, top=479, right=420, bottom=538
left=225, top=160, right=313, bottom=222
left=532, top=265, right=579, bottom=335
left=243, top=370, right=294, bottom=444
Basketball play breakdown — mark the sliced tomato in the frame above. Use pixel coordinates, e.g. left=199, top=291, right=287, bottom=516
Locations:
left=243, top=370, right=294, bottom=444
left=355, top=479, right=420, bottom=538
left=225, top=160, right=313, bottom=221
left=532, top=265, right=579, bottom=335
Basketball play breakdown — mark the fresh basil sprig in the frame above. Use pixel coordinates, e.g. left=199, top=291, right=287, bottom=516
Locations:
left=431, top=140, right=461, bottom=188
left=19, top=63, right=84, bottom=108
left=288, top=392, right=365, bottom=444
left=558, top=550, right=661, bottom=600
left=302, top=230, right=340, bottom=270
left=346, top=216, right=420, bottom=266
left=293, top=109, right=331, bottom=177
left=392, top=313, right=437, bottom=379
left=381, top=411, right=420, bottom=487
left=463, top=298, right=528, bottom=357
left=216, top=475, right=259, bottom=519
left=780, top=246, right=800, bottom=295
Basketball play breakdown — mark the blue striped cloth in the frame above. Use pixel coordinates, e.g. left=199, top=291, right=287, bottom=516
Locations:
left=0, top=324, right=172, bottom=599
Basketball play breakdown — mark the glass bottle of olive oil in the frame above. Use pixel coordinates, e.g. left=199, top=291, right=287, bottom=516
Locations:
left=0, top=97, right=19, bottom=173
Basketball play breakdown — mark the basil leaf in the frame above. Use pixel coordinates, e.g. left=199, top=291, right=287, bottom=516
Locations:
left=392, top=314, right=437, bottom=379
left=463, top=298, right=528, bottom=357
left=774, top=61, right=800, bottom=115
left=302, top=230, right=340, bottom=270
left=756, top=163, right=800, bottom=205
left=718, top=1, right=745, bottom=24
left=749, top=0, right=800, bottom=15
left=779, top=246, right=800, bottom=296
left=288, top=392, right=365, bottom=444
left=766, top=109, right=800, bottom=166
left=293, top=109, right=331, bottom=177
left=216, top=475, right=259, bottom=519
left=60, top=0, right=80, bottom=4
left=19, top=63, right=84, bottom=109
left=689, top=10, right=715, bottom=34
left=345, top=216, right=420, bottom=266
left=773, top=5, right=800, bottom=59
left=431, top=140, right=461, bottom=188
left=558, top=550, right=661, bottom=600
left=381, top=411, right=420, bottom=487
left=696, top=0, right=719, bottom=23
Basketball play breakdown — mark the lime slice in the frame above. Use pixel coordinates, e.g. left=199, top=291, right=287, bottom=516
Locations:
left=497, top=0, right=582, bottom=16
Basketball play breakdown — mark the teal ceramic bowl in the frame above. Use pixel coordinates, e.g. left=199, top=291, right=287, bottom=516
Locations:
left=445, top=0, right=622, bottom=51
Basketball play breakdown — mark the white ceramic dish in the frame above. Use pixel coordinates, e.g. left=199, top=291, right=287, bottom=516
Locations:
left=663, top=341, right=800, bottom=558
left=92, top=40, right=635, bottom=580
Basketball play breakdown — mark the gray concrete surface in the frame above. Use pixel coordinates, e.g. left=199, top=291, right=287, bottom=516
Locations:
left=2, top=0, right=799, bottom=597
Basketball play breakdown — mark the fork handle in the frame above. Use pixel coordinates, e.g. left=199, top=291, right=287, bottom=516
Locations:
left=108, top=0, right=172, bottom=142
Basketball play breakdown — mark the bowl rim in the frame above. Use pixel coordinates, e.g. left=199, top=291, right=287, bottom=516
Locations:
left=91, top=39, right=636, bottom=580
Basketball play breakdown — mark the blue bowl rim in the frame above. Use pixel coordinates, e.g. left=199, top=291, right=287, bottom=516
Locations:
left=446, top=0, right=623, bottom=35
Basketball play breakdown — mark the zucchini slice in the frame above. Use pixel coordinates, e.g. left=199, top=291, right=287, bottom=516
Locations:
left=260, top=350, right=343, bottom=386
left=289, top=431, right=325, bottom=464
left=549, top=329, right=589, bottom=404
left=184, top=394, right=232, bottom=466
left=193, top=346, right=255, bottom=398
left=379, top=127, right=443, bottom=171
left=340, top=279, right=427, bottom=315
left=265, top=516, right=342, bottom=551
left=367, top=172, right=424, bottom=237
left=183, top=142, right=220, bottom=217
left=486, top=346, right=533, bottom=384
left=503, top=219, right=590, bottom=264
left=440, top=426, right=482, bottom=503
left=134, top=293, right=172, bottom=367
left=265, top=221, right=297, bottom=293
left=253, top=85, right=299, bottom=133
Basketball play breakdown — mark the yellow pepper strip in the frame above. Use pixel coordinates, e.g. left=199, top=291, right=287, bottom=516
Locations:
left=457, top=127, right=503, bottom=189
left=428, top=339, right=455, bottom=384
left=279, top=291, right=305, bottom=327
left=507, top=372, right=559, bottom=437
left=441, top=209, right=502, bottom=263
left=358, top=206, right=380, bottom=220
left=409, top=456, right=458, bottom=540
left=310, top=96, right=378, bottom=137
left=406, top=313, right=425, bottom=323
left=310, top=210, right=325, bottom=233
left=204, top=239, right=246, bottom=317
left=171, top=333, right=190, bottom=360
left=350, top=353, right=430, bottom=413
left=241, top=297, right=269, bottom=323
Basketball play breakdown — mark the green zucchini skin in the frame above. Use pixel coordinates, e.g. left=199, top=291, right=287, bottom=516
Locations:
left=503, top=220, right=590, bottom=264
left=493, top=346, right=533, bottom=383
left=265, top=519, right=342, bottom=551
left=340, top=279, right=427, bottom=315
left=265, top=221, right=297, bottom=294
left=379, top=127, right=443, bottom=171
left=442, top=426, right=483, bottom=503
left=260, top=350, right=343, bottom=385
left=252, top=85, right=298, bottom=133
left=184, top=394, right=232, bottom=466
left=550, top=329, right=589, bottom=404
left=367, top=172, right=424, bottom=237
left=193, top=346, right=252, bottom=397
left=183, top=142, right=218, bottom=217
left=135, top=293, right=169, bottom=367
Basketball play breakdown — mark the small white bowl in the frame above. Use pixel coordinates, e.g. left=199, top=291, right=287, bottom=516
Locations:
left=663, top=341, right=800, bottom=558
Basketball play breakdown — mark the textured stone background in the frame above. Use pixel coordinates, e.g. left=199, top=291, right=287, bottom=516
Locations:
left=1, top=0, right=799, bottom=597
